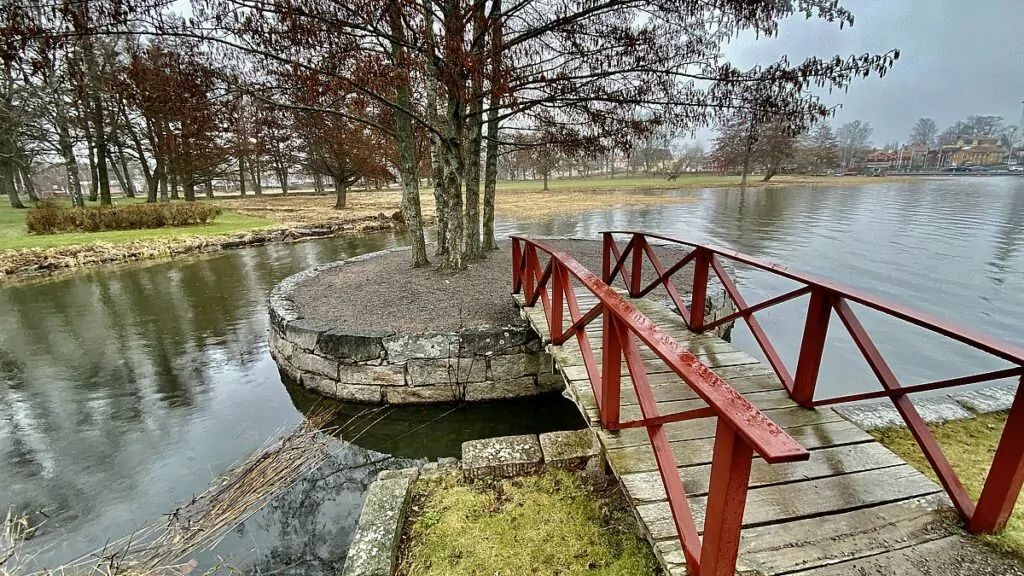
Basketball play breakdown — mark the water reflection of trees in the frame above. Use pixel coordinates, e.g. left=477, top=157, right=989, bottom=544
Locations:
left=987, top=184, right=1024, bottom=286
left=228, top=443, right=420, bottom=576
left=0, top=232, right=400, bottom=562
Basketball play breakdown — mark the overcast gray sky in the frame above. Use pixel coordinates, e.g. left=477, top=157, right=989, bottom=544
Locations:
left=715, top=0, right=1024, bottom=146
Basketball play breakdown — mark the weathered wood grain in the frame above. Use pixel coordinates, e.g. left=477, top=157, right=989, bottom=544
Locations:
left=621, top=442, right=908, bottom=502
left=596, top=406, right=845, bottom=450
left=657, top=495, right=954, bottom=576
left=635, top=465, right=942, bottom=541
left=785, top=534, right=1024, bottom=576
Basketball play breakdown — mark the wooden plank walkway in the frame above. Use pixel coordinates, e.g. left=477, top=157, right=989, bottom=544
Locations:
left=512, top=287, right=998, bottom=576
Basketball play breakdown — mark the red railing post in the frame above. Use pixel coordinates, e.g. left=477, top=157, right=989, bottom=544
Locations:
left=551, top=261, right=565, bottom=340
left=792, top=289, right=834, bottom=406
left=602, top=232, right=614, bottom=283
left=690, top=248, right=710, bottom=331
left=700, top=420, right=754, bottom=576
left=524, top=245, right=536, bottom=304
left=600, top=313, right=622, bottom=428
left=511, top=237, right=522, bottom=293
left=970, top=378, right=1024, bottom=533
left=629, top=234, right=644, bottom=297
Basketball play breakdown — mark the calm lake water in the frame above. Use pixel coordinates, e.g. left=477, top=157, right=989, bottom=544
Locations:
left=2, top=176, right=1022, bottom=571
left=500, top=176, right=1024, bottom=398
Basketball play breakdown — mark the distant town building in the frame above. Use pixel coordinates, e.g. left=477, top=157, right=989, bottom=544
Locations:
left=941, top=136, right=1006, bottom=166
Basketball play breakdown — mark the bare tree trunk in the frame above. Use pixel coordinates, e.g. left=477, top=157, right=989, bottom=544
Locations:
left=741, top=118, right=754, bottom=186
left=424, top=2, right=447, bottom=256
left=83, top=116, right=99, bottom=202
left=238, top=156, right=247, bottom=196
left=158, top=163, right=169, bottom=203
left=92, top=96, right=112, bottom=206
left=543, top=171, right=549, bottom=191
left=390, top=1, right=429, bottom=268
left=314, top=172, right=324, bottom=194
left=56, top=116, right=85, bottom=207
left=462, top=1, right=486, bottom=260
left=117, top=147, right=136, bottom=198
left=464, top=99, right=483, bottom=260
left=204, top=180, right=214, bottom=198
left=183, top=176, right=196, bottom=202
left=147, top=170, right=159, bottom=203
left=334, top=175, right=347, bottom=209
left=277, top=167, right=289, bottom=194
left=250, top=164, right=262, bottom=195
left=107, top=149, right=130, bottom=198
left=170, top=173, right=180, bottom=200
left=482, top=75, right=500, bottom=251
left=17, top=164, right=39, bottom=202
left=3, top=164, right=25, bottom=209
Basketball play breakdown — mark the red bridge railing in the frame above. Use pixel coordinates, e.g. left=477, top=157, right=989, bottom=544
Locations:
left=511, top=236, right=808, bottom=576
left=602, top=230, right=1024, bottom=534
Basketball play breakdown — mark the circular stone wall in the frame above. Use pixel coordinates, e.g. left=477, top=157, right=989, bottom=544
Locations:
left=268, top=247, right=559, bottom=404
left=268, top=239, right=736, bottom=405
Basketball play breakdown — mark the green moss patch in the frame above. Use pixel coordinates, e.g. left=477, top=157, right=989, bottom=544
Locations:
left=397, top=470, right=659, bottom=576
left=872, top=412, right=1024, bottom=557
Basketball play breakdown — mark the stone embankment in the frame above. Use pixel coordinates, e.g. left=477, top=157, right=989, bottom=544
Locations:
left=835, top=382, right=1017, bottom=430
left=269, top=248, right=559, bottom=404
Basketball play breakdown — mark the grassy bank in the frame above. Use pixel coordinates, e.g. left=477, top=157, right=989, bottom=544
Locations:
left=397, top=470, right=658, bottom=576
left=872, top=412, right=1024, bottom=556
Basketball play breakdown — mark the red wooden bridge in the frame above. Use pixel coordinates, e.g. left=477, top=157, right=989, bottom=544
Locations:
left=511, top=232, right=1024, bottom=576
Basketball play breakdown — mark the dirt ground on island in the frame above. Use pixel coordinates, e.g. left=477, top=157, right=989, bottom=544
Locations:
left=290, top=238, right=695, bottom=333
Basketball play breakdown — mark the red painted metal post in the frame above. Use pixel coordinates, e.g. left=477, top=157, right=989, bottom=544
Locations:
left=602, top=232, right=613, bottom=283
left=600, top=313, right=622, bottom=428
left=792, top=289, right=833, bottom=406
left=834, top=299, right=976, bottom=520
left=551, top=261, right=565, bottom=340
left=690, top=248, right=710, bottom=331
left=511, top=238, right=522, bottom=293
left=524, top=245, right=536, bottom=304
left=970, top=378, right=1024, bottom=533
left=700, top=420, right=754, bottom=576
left=630, top=234, right=644, bottom=297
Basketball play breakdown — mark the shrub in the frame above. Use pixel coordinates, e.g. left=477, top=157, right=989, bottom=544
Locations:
left=25, top=202, right=224, bottom=235
left=24, top=201, right=73, bottom=234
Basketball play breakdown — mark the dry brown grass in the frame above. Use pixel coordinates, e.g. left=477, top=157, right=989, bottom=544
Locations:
left=215, top=191, right=417, bottom=227
left=218, top=186, right=702, bottom=226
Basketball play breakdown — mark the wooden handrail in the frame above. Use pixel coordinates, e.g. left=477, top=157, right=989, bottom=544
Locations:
left=513, top=236, right=808, bottom=464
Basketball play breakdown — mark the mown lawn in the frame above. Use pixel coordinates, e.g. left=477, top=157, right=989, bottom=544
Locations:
left=0, top=202, right=273, bottom=251
left=872, top=412, right=1024, bottom=557
left=397, top=469, right=658, bottom=576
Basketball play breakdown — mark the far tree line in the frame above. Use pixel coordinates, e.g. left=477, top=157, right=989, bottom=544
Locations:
left=710, top=113, right=1022, bottom=182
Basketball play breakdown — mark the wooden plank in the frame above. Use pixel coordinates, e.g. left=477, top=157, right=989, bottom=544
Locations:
left=570, top=373, right=786, bottom=411
left=635, top=465, right=942, bottom=541
left=557, top=337, right=738, bottom=361
left=656, top=495, right=954, bottom=576
left=621, top=442, right=909, bottom=502
left=784, top=534, right=1023, bottom=576
left=597, top=406, right=845, bottom=450
left=606, top=419, right=874, bottom=473
left=560, top=352, right=761, bottom=382
left=584, top=389, right=797, bottom=424
left=710, top=362, right=777, bottom=380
